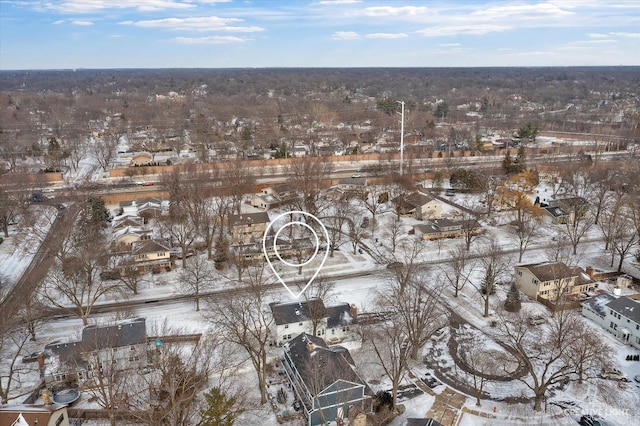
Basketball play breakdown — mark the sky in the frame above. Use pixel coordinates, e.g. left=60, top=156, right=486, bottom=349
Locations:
left=0, top=0, right=639, bottom=70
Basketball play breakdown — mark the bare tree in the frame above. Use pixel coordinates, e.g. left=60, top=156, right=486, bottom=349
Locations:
left=126, top=331, right=216, bottom=426
left=360, top=185, right=386, bottom=238
left=160, top=206, right=197, bottom=269
left=496, top=308, right=611, bottom=412
left=363, top=321, right=410, bottom=409
left=558, top=201, right=594, bottom=256
left=509, top=192, right=544, bottom=262
left=288, top=156, right=333, bottom=216
left=321, top=197, right=353, bottom=258
left=41, top=224, right=118, bottom=326
left=456, top=330, right=502, bottom=406
left=0, top=317, right=33, bottom=404
left=91, top=126, right=122, bottom=172
left=441, top=242, right=473, bottom=298
left=475, top=237, right=511, bottom=318
left=378, top=270, right=447, bottom=360
left=179, top=255, right=216, bottom=311
left=204, top=265, right=275, bottom=404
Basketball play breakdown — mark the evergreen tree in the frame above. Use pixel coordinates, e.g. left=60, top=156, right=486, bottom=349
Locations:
left=504, top=283, right=522, bottom=312
left=515, top=146, right=527, bottom=170
left=199, top=387, right=243, bottom=426
left=213, top=235, right=229, bottom=270
left=87, top=197, right=111, bottom=226
left=502, top=151, right=513, bottom=174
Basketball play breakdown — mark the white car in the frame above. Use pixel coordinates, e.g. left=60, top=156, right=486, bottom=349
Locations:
left=600, top=369, right=626, bottom=380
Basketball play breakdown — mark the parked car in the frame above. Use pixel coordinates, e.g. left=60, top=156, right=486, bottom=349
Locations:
left=528, top=315, right=546, bottom=326
left=22, top=351, right=49, bottom=363
left=31, top=192, right=44, bottom=202
left=634, top=375, right=640, bottom=383
left=600, top=368, right=626, bottom=380
left=579, top=414, right=603, bottom=426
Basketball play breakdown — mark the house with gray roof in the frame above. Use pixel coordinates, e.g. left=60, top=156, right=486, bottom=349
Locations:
left=593, top=295, right=640, bottom=349
left=45, top=318, right=148, bottom=386
left=270, top=299, right=357, bottom=346
left=282, top=333, right=372, bottom=426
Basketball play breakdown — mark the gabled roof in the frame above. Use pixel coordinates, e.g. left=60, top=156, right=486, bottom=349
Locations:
left=582, top=293, right=616, bottom=318
left=517, top=261, right=592, bottom=284
left=270, top=299, right=326, bottom=326
left=119, top=197, right=163, bottom=209
left=285, top=333, right=365, bottom=395
left=393, top=191, right=437, bottom=210
left=326, top=303, right=355, bottom=328
left=607, top=296, right=640, bottom=324
left=112, top=215, right=144, bottom=229
left=228, top=212, right=270, bottom=228
left=132, top=239, right=170, bottom=255
left=46, top=318, right=147, bottom=363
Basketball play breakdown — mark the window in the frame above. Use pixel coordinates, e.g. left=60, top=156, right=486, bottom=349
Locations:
left=55, top=413, right=65, bottom=426
left=298, top=322, right=303, bottom=326
left=284, top=324, right=289, bottom=329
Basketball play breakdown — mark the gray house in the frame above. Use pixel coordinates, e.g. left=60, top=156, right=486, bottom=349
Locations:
left=45, top=317, right=148, bottom=386
left=282, top=333, right=371, bottom=426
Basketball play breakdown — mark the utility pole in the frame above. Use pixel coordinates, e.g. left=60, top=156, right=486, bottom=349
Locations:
left=397, top=100, right=405, bottom=175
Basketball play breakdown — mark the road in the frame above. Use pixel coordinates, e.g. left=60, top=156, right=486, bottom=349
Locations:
left=0, top=203, right=80, bottom=327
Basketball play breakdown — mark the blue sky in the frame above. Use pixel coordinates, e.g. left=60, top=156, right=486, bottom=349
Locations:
left=1, top=0, right=639, bottom=70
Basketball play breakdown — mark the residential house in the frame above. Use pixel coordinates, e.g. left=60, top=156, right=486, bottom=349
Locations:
left=542, top=205, right=569, bottom=225
left=45, top=317, right=148, bottom=387
left=112, top=226, right=151, bottom=251
left=119, top=197, right=163, bottom=217
left=131, top=239, right=172, bottom=272
left=251, top=185, right=300, bottom=210
left=582, top=294, right=640, bottom=350
left=393, top=191, right=442, bottom=220
left=228, top=212, right=270, bottom=245
left=112, top=215, right=145, bottom=231
left=0, top=404, right=70, bottom=426
left=129, top=152, right=153, bottom=166
left=270, top=299, right=356, bottom=346
left=549, top=196, right=590, bottom=222
left=282, top=333, right=372, bottom=426
left=514, top=262, right=596, bottom=302
left=413, top=218, right=470, bottom=241
left=336, top=177, right=367, bottom=198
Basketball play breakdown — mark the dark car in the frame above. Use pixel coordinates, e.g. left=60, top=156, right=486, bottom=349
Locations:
left=22, top=351, right=48, bottom=363
left=579, top=415, right=603, bottom=426
left=387, top=261, right=403, bottom=270
left=31, top=192, right=44, bottom=202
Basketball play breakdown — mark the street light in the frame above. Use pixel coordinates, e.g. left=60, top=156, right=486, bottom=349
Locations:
left=397, top=101, right=405, bottom=175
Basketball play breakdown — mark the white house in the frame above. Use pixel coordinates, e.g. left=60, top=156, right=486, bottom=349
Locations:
left=270, top=299, right=357, bottom=346
left=582, top=295, right=640, bottom=350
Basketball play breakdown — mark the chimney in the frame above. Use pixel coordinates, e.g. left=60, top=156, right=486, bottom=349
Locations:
left=350, top=304, right=358, bottom=321
left=306, top=341, right=314, bottom=352
left=42, top=389, right=51, bottom=405
left=586, top=266, right=594, bottom=278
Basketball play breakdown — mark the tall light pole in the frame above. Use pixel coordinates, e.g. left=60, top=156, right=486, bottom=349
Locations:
left=397, top=100, right=405, bottom=175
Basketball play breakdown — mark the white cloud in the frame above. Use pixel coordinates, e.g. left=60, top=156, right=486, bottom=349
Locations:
left=610, top=32, right=640, bottom=38
left=438, top=43, right=462, bottom=47
left=587, top=33, right=608, bottom=38
left=72, top=20, right=94, bottom=26
left=120, top=16, right=264, bottom=33
left=52, top=20, right=65, bottom=25
left=415, top=24, right=511, bottom=37
left=174, top=35, right=248, bottom=44
left=318, top=0, right=362, bottom=4
left=331, top=31, right=360, bottom=40
left=366, top=33, right=408, bottom=40
left=364, top=6, right=428, bottom=17
left=472, top=2, right=574, bottom=20
left=33, top=1, right=224, bottom=13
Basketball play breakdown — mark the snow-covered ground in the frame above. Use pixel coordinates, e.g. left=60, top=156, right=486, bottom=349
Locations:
left=0, top=205, right=57, bottom=298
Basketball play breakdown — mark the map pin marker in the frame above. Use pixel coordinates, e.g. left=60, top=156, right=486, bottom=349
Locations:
left=263, top=210, right=330, bottom=299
